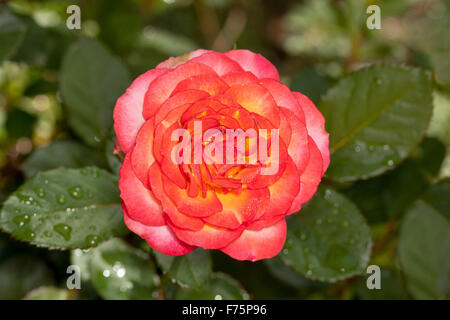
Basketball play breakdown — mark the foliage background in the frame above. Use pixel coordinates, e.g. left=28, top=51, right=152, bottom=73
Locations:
left=0, top=0, right=449, bottom=300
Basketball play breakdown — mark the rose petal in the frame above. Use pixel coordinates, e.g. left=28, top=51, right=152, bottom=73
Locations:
left=293, top=92, right=329, bottom=173
left=190, top=52, right=244, bottom=76
left=143, top=62, right=217, bottom=119
left=288, top=137, right=323, bottom=214
left=123, top=204, right=195, bottom=256
left=168, top=220, right=244, bottom=249
left=114, top=68, right=169, bottom=153
left=119, top=153, right=165, bottom=226
left=225, top=49, right=280, bottom=81
left=131, top=120, right=155, bottom=188
left=221, top=218, right=286, bottom=261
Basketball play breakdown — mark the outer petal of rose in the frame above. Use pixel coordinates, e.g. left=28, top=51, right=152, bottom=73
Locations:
left=119, top=153, right=165, bottom=226
left=190, top=52, right=244, bottom=76
left=293, top=92, right=330, bottom=173
left=156, top=49, right=212, bottom=69
left=204, top=188, right=269, bottom=229
left=225, top=49, right=280, bottom=81
left=280, top=107, right=309, bottom=175
left=221, top=71, right=259, bottom=87
left=167, top=221, right=244, bottom=249
left=288, top=137, right=323, bottom=214
left=226, top=84, right=280, bottom=126
left=171, top=74, right=229, bottom=97
left=143, top=62, right=217, bottom=119
left=221, top=219, right=286, bottom=261
left=253, top=157, right=299, bottom=225
left=123, top=205, right=195, bottom=256
left=260, top=78, right=305, bottom=124
left=113, top=68, right=169, bottom=153
left=149, top=163, right=204, bottom=231
left=131, top=120, right=155, bottom=188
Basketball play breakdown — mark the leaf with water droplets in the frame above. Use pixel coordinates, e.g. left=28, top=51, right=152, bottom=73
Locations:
left=174, top=273, right=249, bottom=300
left=319, top=65, right=433, bottom=181
left=72, top=238, right=158, bottom=300
left=154, top=248, right=211, bottom=289
left=60, top=38, right=130, bottom=146
left=0, top=167, right=127, bottom=249
left=22, top=140, right=107, bottom=178
left=281, top=186, right=372, bottom=282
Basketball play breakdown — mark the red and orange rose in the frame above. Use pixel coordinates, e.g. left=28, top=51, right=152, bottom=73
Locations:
left=114, top=49, right=329, bottom=261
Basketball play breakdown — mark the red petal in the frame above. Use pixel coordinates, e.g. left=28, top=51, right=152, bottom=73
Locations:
left=154, top=89, right=209, bottom=124
left=119, top=153, right=165, bottom=226
left=293, top=92, right=329, bottom=173
left=260, top=78, right=305, bottom=123
left=114, top=68, right=169, bottom=153
left=149, top=163, right=204, bottom=231
left=225, top=49, right=280, bottom=81
left=225, top=84, right=280, bottom=126
left=123, top=204, right=195, bottom=256
left=143, top=62, right=217, bottom=119
left=221, top=71, right=259, bottom=87
left=190, top=52, right=244, bottom=76
left=162, top=174, right=223, bottom=217
left=167, top=221, right=244, bottom=249
left=288, top=137, right=323, bottom=214
left=280, top=107, right=309, bottom=175
left=131, top=120, right=156, bottom=188
left=171, top=74, right=229, bottom=97
left=221, top=218, right=286, bottom=261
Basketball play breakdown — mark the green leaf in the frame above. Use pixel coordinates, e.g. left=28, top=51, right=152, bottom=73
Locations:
left=72, top=238, right=159, bottom=300
left=319, top=65, right=433, bottom=181
left=398, top=200, right=450, bottom=299
left=0, top=255, right=54, bottom=299
left=22, top=140, right=107, bottom=178
left=280, top=187, right=372, bottom=282
left=60, top=38, right=130, bottom=146
left=422, top=179, right=450, bottom=220
left=24, top=286, right=78, bottom=300
left=0, top=7, right=26, bottom=63
left=154, top=248, right=212, bottom=289
left=174, top=272, right=249, bottom=300
left=0, top=167, right=127, bottom=249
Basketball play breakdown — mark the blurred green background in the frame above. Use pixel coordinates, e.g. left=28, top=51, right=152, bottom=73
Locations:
left=0, top=0, right=449, bottom=300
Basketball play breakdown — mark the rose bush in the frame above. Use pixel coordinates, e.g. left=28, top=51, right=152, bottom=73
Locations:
left=114, top=49, right=329, bottom=261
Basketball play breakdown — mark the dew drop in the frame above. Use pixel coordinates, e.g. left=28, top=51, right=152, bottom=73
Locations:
left=34, top=187, right=46, bottom=198
left=56, top=194, right=66, bottom=204
left=13, top=214, right=30, bottom=227
left=387, top=160, right=394, bottom=167
left=85, top=234, right=100, bottom=246
left=103, top=270, right=111, bottom=278
left=68, top=186, right=83, bottom=199
left=214, top=294, right=222, bottom=300
left=53, top=223, right=72, bottom=241
left=44, top=230, right=53, bottom=237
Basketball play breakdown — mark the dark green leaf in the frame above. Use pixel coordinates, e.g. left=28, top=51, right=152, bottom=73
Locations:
left=0, top=167, right=127, bottom=249
left=22, top=140, right=107, bottom=178
left=60, top=38, right=130, bottom=146
left=0, top=255, right=54, bottom=299
left=0, top=7, right=26, bottom=63
left=281, top=187, right=372, bottom=282
left=423, top=179, right=450, bottom=220
left=174, top=273, right=248, bottom=300
left=319, top=65, right=433, bottom=181
left=398, top=200, right=450, bottom=299
left=154, top=248, right=211, bottom=289
left=72, top=238, right=159, bottom=300
left=104, top=133, right=122, bottom=176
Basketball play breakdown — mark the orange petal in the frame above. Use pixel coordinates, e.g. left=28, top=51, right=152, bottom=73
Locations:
left=226, top=84, right=280, bottom=127
left=131, top=120, right=156, bottom=188
left=190, top=52, right=244, bottom=76
left=171, top=74, right=229, bottom=97
left=221, top=218, right=286, bottom=261
left=167, top=221, right=244, bottom=249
